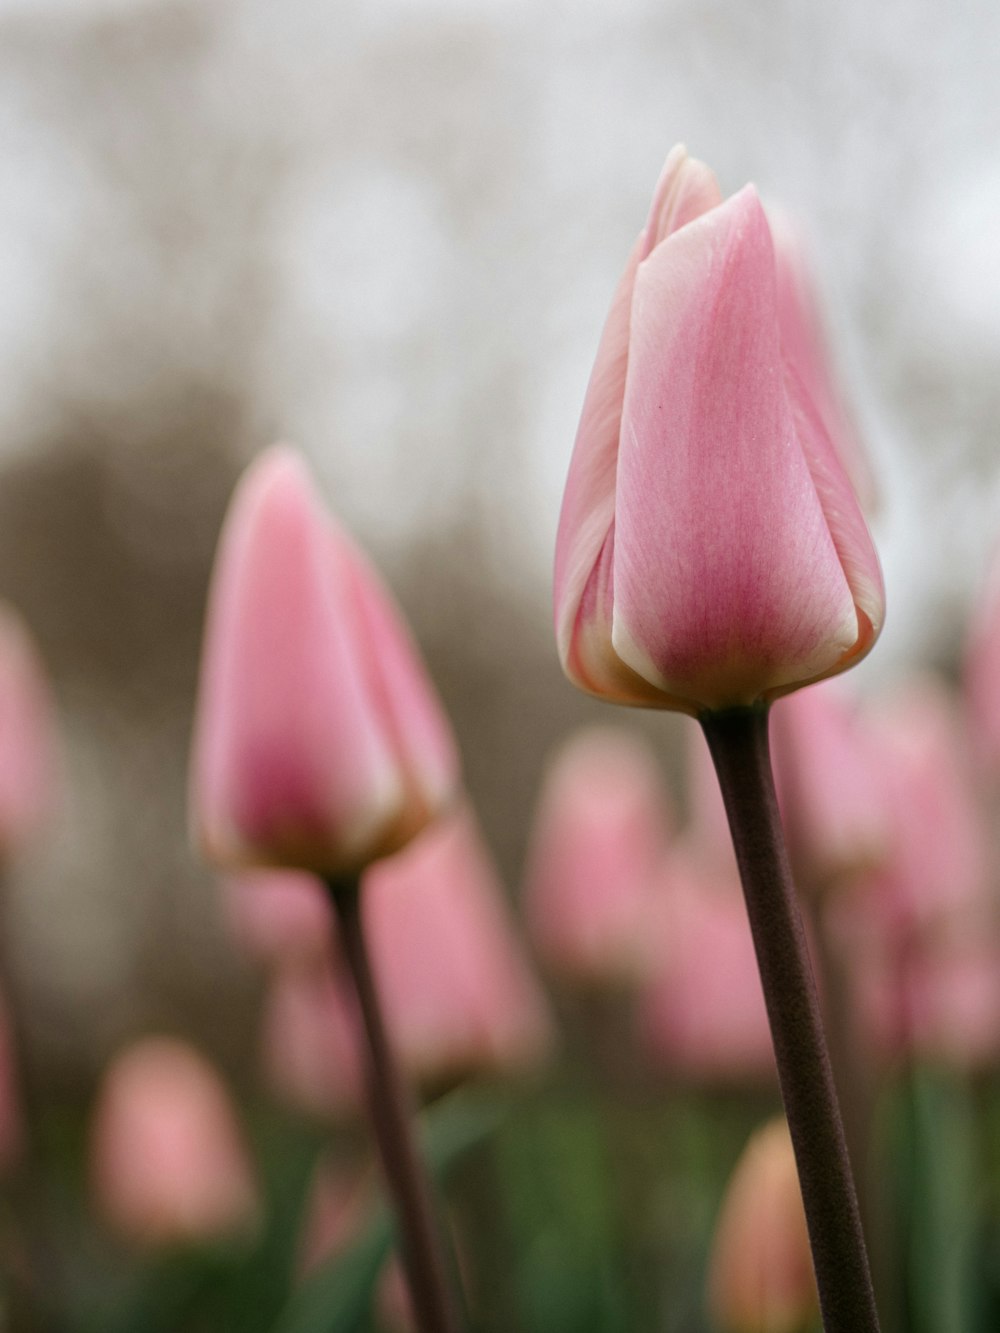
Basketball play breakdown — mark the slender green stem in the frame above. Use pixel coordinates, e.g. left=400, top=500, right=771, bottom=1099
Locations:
left=326, top=877, right=462, bottom=1333
left=700, top=706, right=881, bottom=1333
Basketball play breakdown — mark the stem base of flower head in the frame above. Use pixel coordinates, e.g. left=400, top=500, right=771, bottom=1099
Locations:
left=325, top=876, right=462, bottom=1333
left=699, top=706, right=881, bottom=1333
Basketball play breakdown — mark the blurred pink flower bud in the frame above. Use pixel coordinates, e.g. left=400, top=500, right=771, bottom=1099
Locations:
left=191, top=446, right=459, bottom=877
left=554, top=144, right=883, bottom=714
left=260, top=965, right=363, bottom=1120
left=639, top=849, right=775, bottom=1084
left=965, top=548, right=1000, bottom=780
left=708, top=1117, right=818, bottom=1333
left=365, top=807, right=553, bottom=1084
left=222, top=868, right=333, bottom=970
left=865, top=679, right=989, bottom=939
left=522, top=727, right=670, bottom=986
left=770, top=681, right=890, bottom=894
left=90, top=1037, right=259, bottom=1249
left=0, top=604, right=58, bottom=856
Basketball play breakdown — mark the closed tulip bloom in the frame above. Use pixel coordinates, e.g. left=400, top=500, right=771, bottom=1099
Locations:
left=364, top=807, right=553, bottom=1083
left=522, top=727, right=669, bottom=985
left=191, top=447, right=459, bottom=876
left=770, top=681, right=889, bottom=894
left=90, top=1038, right=259, bottom=1249
left=708, top=1117, right=818, bottom=1333
left=554, top=145, right=883, bottom=714
left=639, top=849, right=775, bottom=1084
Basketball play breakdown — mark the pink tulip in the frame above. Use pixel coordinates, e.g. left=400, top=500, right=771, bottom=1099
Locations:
left=708, top=1117, right=818, bottom=1333
left=0, top=603, right=58, bottom=856
left=639, top=848, right=775, bottom=1084
left=965, top=548, right=1000, bottom=781
left=222, top=868, right=333, bottom=969
left=191, top=446, right=459, bottom=877
left=554, top=145, right=883, bottom=715
left=90, top=1037, right=259, bottom=1248
left=522, top=727, right=670, bottom=986
left=260, top=964, right=364, bottom=1119
left=364, top=807, right=553, bottom=1083
left=770, top=681, right=889, bottom=894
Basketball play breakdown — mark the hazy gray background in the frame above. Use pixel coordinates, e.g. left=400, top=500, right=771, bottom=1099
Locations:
left=0, top=0, right=997, bottom=1088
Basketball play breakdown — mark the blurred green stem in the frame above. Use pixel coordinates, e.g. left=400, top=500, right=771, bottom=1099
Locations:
left=700, top=706, right=881, bottom=1333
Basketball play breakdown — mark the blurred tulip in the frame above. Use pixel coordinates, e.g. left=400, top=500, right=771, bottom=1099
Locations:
left=191, top=446, right=459, bottom=877
left=260, top=964, right=363, bottom=1120
left=553, top=144, right=883, bottom=715
left=0, top=603, right=58, bottom=857
left=522, top=727, right=670, bottom=986
left=708, top=1117, right=818, bottom=1333
left=639, top=849, right=775, bottom=1084
left=365, top=807, right=553, bottom=1085
left=91, top=1037, right=259, bottom=1249
left=222, top=868, right=332, bottom=970
left=770, top=681, right=889, bottom=895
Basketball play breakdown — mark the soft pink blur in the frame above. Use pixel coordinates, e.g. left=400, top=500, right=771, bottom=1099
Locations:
left=191, top=446, right=459, bottom=877
left=522, top=727, right=670, bottom=986
left=0, top=603, right=58, bottom=857
left=770, top=681, right=890, bottom=895
left=708, top=1117, right=817, bottom=1333
left=90, top=1037, right=259, bottom=1249
left=223, top=868, right=332, bottom=970
left=364, top=806, right=554, bottom=1084
left=259, top=964, right=363, bottom=1119
left=639, top=849, right=775, bottom=1085
left=554, top=144, right=883, bottom=715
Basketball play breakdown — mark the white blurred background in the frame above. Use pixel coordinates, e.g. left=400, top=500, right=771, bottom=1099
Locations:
left=0, top=0, right=997, bottom=1088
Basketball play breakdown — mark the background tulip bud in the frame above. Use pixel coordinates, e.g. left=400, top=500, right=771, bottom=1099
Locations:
left=90, top=1037, right=259, bottom=1249
left=191, top=446, right=459, bottom=876
left=522, top=726, right=669, bottom=986
left=708, top=1117, right=818, bottom=1333
left=554, top=145, right=883, bottom=714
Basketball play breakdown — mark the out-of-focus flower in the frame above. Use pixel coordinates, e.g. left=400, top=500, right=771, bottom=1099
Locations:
left=90, top=1037, right=259, bottom=1249
left=638, top=849, right=774, bottom=1084
left=708, top=1117, right=817, bottom=1333
left=260, top=965, right=363, bottom=1120
left=770, top=681, right=889, bottom=896
left=965, top=548, right=1000, bottom=781
left=553, top=144, right=883, bottom=715
left=0, top=603, right=58, bottom=858
left=365, top=807, right=553, bottom=1085
left=191, top=446, right=459, bottom=877
left=521, top=727, right=669, bottom=986
left=222, top=868, right=332, bottom=970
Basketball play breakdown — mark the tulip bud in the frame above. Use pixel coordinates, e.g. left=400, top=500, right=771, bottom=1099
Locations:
left=260, top=964, right=364, bottom=1120
left=90, top=1037, right=259, bottom=1249
left=770, top=681, right=889, bottom=895
left=554, top=145, right=883, bottom=715
left=0, top=603, right=58, bottom=857
left=191, top=447, right=459, bottom=877
left=522, top=727, right=669, bottom=986
left=222, top=868, right=333, bottom=970
left=639, top=849, right=775, bottom=1084
left=708, top=1117, right=818, bottom=1333
left=364, top=807, right=553, bottom=1084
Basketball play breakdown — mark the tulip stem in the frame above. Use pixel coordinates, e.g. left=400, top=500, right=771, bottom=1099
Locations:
left=700, top=706, right=881, bottom=1333
left=327, top=876, right=463, bottom=1333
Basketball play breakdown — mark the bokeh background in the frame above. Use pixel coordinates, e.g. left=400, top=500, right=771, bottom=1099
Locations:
left=0, top=0, right=997, bottom=1109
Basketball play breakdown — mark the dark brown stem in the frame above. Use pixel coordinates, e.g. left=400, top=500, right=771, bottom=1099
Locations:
left=700, top=707, right=881, bottom=1333
left=327, top=877, right=462, bottom=1333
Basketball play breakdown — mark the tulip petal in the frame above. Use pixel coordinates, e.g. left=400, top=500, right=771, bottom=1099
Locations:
left=612, top=187, right=860, bottom=710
